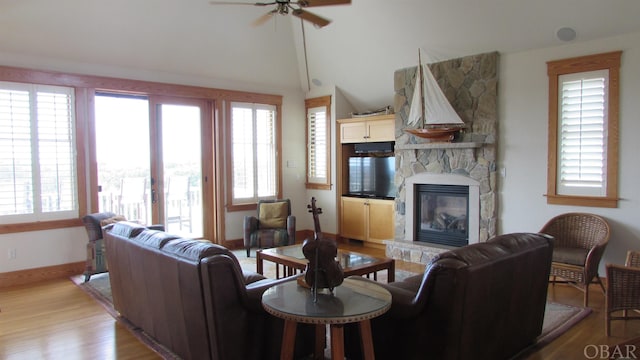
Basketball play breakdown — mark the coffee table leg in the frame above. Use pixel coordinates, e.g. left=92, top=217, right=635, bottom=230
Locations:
left=257, top=251, right=264, bottom=275
left=281, top=320, right=297, bottom=360
left=388, top=261, right=395, bottom=283
left=330, top=324, right=345, bottom=360
left=359, top=319, right=376, bottom=359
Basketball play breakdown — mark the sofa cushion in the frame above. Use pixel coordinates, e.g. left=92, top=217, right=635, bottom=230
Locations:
left=107, top=221, right=147, bottom=238
left=99, top=215, right=127, bottom=227
left=259, top=201, right=288, bottom=229
left=552, top=247, right=589, bottom=266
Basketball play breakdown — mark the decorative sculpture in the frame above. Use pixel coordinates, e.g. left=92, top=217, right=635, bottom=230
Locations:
left=302, top=197, right=344, bottom=301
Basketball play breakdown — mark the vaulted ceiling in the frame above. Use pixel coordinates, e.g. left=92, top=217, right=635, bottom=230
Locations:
left=2, top=0, right=640, bottom=111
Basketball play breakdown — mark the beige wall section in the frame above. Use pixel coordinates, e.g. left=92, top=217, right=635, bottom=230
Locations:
left=499, top=31, right=640, bottom=273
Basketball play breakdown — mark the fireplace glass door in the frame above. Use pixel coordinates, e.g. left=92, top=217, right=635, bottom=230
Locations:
left=415, top=184, right=469, bottom=247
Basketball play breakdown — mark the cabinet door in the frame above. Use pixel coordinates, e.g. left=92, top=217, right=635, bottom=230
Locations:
left=367, top=199, right=395, bottom=243
left=367, top=119, right=395, bottom=142
left=340, top=122, right=367, bottom=143
left=340, top=197, right=366, bottom=240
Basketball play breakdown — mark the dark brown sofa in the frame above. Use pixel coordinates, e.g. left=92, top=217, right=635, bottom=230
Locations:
left=344, top=232, right=554, bottom=360
left=104, top=221, right=312, bottom=360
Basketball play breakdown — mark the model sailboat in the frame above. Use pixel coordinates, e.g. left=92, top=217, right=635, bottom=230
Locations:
left=405, top=49, right=465, bottom=142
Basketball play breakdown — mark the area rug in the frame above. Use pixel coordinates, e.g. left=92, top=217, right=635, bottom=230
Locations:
left=511, top=302, right=592, bottom=359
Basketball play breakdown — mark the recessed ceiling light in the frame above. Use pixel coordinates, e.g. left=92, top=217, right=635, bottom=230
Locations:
left=557, top=27, right=577, bottom=42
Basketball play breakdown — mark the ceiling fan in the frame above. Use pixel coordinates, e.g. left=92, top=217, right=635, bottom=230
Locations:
left=208, top=0, right=351, bottom=28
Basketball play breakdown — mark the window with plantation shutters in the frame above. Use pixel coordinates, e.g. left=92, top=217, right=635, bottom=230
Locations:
left=558, top=71, right=607, bottom=196
left=0, top=81, right=78, bottom=223
left=305, top=96, right=331, bottom=190
left=229, top=101, right=279, bottom=206
left=547, top=51, right=621, bottom=208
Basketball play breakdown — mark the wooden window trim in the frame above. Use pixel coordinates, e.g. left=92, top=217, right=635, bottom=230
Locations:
left=224, top=97, right=283, bottom=212
left=305, top=95, right=332, bottom=190
left=546, top=51, right=621, bottom=208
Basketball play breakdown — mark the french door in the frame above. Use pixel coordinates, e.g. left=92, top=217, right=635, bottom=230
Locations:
left=94, top=93, right=210, bottom=239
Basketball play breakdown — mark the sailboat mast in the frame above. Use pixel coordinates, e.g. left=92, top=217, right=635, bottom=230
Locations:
left=418, top=49, right=426, bottom=129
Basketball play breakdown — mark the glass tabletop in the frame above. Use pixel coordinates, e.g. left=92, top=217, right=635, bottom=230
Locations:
left=262, top=278, right=391, bottom=323
left=268, top=245, right=383, bottom=267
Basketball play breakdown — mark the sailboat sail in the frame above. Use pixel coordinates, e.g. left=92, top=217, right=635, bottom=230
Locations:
left=407, top=60, right=465, bottom=127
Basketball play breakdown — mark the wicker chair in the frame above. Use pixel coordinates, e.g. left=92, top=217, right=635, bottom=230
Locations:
left=540, top=212, right=610, bottom=307
left=605, top=251, right=640, bottom=335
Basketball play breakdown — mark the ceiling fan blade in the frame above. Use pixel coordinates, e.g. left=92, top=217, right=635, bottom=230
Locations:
left=252, top=10, right=276, bottom=26
left=296, top=0, right=350, bottom=8
left=292, top=9, right=331, bottom=28
left=208, top=1, right=274, bottom=6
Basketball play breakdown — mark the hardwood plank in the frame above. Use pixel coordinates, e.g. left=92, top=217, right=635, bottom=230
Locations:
left=0, top=279, right=159, bottom=359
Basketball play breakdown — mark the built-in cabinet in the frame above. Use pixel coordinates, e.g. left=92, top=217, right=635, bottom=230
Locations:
left=340, top=196, right=395, bottom=245
left=336, top=114, right=396, bottom=247
left=339, top=115, right=395, bottom=143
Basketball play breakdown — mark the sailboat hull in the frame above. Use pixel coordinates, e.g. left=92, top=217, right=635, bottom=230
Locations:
left=404, top=127, right=462, bottom=142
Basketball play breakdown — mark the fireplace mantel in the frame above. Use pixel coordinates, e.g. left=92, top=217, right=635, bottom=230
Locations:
left=395, top=142, right=483, bottom=151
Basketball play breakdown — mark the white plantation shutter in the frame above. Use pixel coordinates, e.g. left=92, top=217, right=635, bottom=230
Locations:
left=307, top=106, right=327, bottom=183
left=0, top=82, right=77, bottom=222
left=557, top=70, right=608, bottom=196
left=230, top=102, right=277, bottom=204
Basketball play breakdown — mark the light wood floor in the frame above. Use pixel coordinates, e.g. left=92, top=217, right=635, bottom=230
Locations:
left=1, top=243, right=639, bottom=360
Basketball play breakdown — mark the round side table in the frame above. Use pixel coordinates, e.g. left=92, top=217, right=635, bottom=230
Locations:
left=262, top=277, right=391, bottom=360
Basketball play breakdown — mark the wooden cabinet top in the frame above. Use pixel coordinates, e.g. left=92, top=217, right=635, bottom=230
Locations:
left=337, top=114, right=395, bottom=124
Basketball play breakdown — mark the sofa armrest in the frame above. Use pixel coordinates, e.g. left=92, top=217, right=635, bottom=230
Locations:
left=347, top=276, right=424, bottom=319
left=243, top=216, right=259, bottom=247
left=286, top=215, right=296, bottom=245
left=244, top=275, right=302, bottom=313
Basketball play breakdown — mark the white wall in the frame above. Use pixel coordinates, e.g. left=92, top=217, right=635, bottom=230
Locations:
left=499, top=31, right=640, bottom=271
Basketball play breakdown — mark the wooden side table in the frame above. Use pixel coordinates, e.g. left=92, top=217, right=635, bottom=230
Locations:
left=262, top=277, right=391, bottom=360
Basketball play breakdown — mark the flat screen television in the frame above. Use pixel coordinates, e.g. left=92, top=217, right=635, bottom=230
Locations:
left=347, top=156, right=396, bottom=199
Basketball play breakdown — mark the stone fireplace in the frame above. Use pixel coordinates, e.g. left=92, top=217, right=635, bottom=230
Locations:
left=386, top=52, right=499, bottom=265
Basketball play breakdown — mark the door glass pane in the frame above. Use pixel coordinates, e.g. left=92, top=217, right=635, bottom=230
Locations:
left=160, top=104, right=203, bottom=238
left=95, top=94, right=151, bottom=225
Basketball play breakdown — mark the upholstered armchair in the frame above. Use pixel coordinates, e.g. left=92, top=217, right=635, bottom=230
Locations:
left=540, top=212, right=610, bottom=307
left=82, top=212, right=118, bottom=282
left=605, top=250, right=640, bottom=335
left=243, top=199, right=295, bottom=257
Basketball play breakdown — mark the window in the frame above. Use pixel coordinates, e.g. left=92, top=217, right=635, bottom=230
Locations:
left=546, top=51, right=621, bottom=208
left=305, top=96, right=331, bottom=189
left=0, top=81, right=78, bottom=223
left=228, top=101, right=281, bottom=208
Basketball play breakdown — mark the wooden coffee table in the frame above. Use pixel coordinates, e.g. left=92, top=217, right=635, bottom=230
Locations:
left=256, top=244, right=395, bottom=283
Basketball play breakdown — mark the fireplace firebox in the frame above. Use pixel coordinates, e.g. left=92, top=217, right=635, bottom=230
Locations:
left=415, top=184, right=469, bottom=247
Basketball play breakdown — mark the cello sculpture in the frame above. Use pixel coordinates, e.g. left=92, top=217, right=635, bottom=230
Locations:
left=302, top=197, right=344, bottom=299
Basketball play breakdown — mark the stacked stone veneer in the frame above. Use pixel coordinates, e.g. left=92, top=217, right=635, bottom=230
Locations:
left=387, top=51, right=499, bottom=264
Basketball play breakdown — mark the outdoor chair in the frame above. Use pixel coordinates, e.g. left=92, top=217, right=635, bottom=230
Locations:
left=540, top=212, right=610, bottom=307
left=605, top=250, right=640, bottom=336
left=243, top=199, right=295, bottom=257
left=165, top=175, right=192, bottom=232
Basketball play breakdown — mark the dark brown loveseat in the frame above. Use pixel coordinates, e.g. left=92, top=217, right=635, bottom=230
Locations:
left=344, top=232, right=554, bottom=360
left=104, top=221, right=312, bottom=360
